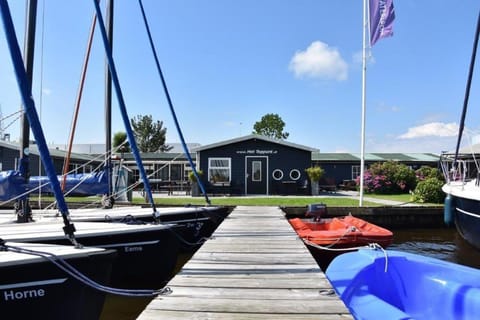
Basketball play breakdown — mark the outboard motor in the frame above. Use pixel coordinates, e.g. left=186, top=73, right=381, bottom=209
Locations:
left=306, top=203, right=327, bottom=222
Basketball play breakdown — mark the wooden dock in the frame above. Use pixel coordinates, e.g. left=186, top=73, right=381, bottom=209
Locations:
left=137, top=206, right=352, bottom=319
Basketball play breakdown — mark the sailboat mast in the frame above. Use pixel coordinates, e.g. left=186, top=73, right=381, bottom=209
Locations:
left=104, top=0, right=114, bottom=207
left=17, top=0, right=37, bottom=222
left=453, top=11, right=480, bottom=165
left=359, top=0, right=368, bottom=207
left=92, top=0, right=157, bottom=212
left=0, top=0, right=78, bottom=245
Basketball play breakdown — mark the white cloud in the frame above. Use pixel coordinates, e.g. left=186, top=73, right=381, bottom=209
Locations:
left=289, top=41, right=348, bottom=81
left=398, top=122, right=458, bottom=139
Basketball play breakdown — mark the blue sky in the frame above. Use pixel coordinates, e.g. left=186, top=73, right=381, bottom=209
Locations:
left=1, top=0, right=479, bottom=154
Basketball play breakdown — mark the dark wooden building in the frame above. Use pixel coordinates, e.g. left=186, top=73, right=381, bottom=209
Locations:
left=194, top=134, right=318, bottom=195
left=0, top=138, right=439, bottom=197
left=311, top=152, right=440, bottom=189
left=0, top=140, right=103, bottom=175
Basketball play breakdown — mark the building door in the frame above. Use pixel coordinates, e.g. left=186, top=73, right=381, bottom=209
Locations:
left=245, top=156, right=268, bottom=195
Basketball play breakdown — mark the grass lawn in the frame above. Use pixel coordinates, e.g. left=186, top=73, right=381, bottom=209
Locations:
left=34, top=192, right=441, bottom=207
left=362, top=193, right=413, bottom=203
left=134, top=196, right=380, bottom=207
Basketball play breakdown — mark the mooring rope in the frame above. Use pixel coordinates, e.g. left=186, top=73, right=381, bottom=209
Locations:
left=302, top=226, right=357, bottom=250
left=0, top=240, right=172, bottom=297
left=103, top=214, right=210, bottom=247
left=367, top=242, right=389, bottom=272
left=303, top=239, right=368, bottom=252
left=303, top=239, right=389, bottom=272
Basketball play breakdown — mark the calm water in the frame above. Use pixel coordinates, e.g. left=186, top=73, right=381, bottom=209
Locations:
left=99, top=252, right=193, bottom=320
left=100, top=228, right=480, bottom=320
left=389, top=227, right=480, bottom=269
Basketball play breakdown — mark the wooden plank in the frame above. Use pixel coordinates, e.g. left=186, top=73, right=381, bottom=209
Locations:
left=190, top=252, right=315, bottom=264
left=163, top=286, right=337, bottom=299
left=168, top=276, right=333, bottom=289
left=145, top=297, right=348, bottom=314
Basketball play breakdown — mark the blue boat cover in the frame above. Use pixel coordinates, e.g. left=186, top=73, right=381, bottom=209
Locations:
left=326, top=248, right=480, bottom=320
left=29, top=170, right=109, bottom=196
left=0, top=170, right=27, bottom=200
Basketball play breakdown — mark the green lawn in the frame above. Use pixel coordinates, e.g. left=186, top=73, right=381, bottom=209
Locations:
left=33, top=192, right=441, bottom=207
left=135, top=196, right=380, bottom=207
left=361, top=193, right=413, bottom=202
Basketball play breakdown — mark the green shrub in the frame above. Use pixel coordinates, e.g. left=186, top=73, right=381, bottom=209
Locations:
left=188, top=169, right=203, bottom=182
left=305, top=166, right=324, bottom=182
left=362, top=161, right=416, bottom=194
left=412, top=177, right=445, bottom=203
left=415, top=166, right=443, bottom=181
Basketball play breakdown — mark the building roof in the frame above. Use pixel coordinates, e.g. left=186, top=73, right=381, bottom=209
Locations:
left=123, top=152, right=195, bottom=161
left=312, top=152, right=439, bottom=163
left=0, top=139, right=102, bottom=162
left=193, top=134, right=319, bottom=152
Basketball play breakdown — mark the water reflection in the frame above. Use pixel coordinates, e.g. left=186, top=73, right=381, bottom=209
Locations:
left=389, top=227, right=480, bottom=269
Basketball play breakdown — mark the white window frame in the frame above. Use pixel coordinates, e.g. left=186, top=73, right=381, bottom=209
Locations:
left=352, top=165, right=362, bottom=180
left=289, top=169, right=301, bottom=181
left=272, top=169, right=283, bottom=181
left=208, top=157, right=231, bottom=185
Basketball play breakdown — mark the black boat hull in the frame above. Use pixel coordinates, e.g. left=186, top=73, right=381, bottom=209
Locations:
left=39, top=226, right=181, bottom=289
left=453, top=196, right=480, bottom=250
left=0, top=245, right=115, bottom=320
left=0, top=223, right=182, bottom=290
left=72, top=206, right=232, bottom=254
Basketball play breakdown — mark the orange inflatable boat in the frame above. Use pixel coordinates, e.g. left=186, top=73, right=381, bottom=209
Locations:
left=288, top=204, right=393, bottom=270
left=288, top=215, right=393, bottom=248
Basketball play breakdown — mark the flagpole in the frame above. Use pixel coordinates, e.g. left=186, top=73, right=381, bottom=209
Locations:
left=359, top=0, right=368, bottom=207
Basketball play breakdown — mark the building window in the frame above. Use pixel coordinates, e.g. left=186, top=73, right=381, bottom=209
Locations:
left=208, top=158, right=231, bottom=184
left=252, top=161, right=262, bottom=181
left=289, top=169, right=301, bottom=181
left=272, top=169, right=283, bottom=180
left=352, top=165, right=362, bottom=180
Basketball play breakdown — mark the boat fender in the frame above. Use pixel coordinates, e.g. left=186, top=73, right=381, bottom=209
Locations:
left=444, top=194, right=455, bottom=226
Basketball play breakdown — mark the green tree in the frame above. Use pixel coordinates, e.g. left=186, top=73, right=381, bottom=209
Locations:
left=112, top=132, right=130, bottom=153
left=130, top=115, right=172, bottom=152
left=252, top=113, right=289, bottom=139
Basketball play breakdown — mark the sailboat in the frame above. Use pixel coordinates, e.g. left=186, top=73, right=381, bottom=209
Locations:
left=441, top=10, right=480, bottom=250
left=0, top=2, right=123, bottom=319
left=0, top=0, right=182, bottom=291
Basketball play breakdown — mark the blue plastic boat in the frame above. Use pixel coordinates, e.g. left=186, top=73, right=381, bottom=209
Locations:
left=326, top=248, right=480, bottom=320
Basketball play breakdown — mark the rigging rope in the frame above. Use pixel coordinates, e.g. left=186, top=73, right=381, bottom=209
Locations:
left=61, top=12, right=98, bottom=192
left=137, top=0, right=211, bottom=205
left=0, top=0, right=77, bottom=245
left=92, top=0, right=158, bottom=214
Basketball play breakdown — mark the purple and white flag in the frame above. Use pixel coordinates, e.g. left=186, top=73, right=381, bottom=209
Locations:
left=369, top=0, right=395, bottom=46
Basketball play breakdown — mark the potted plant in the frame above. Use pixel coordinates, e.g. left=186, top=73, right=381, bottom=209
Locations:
left=305, top=166, right=324, bottom=196
left=188, top=169, right=203, bottom=197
